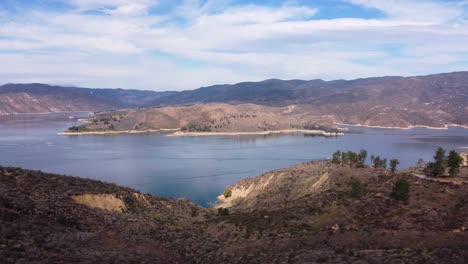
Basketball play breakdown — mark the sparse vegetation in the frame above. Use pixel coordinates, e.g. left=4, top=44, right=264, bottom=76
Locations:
left=332, top=150, right=341, bottom=164
left=217, top=207, right=230, bottom=216
left=447, top=150, right=463, bottom=177
left=391, top=179, right=410, bottom=202
left=68, top=125, right=89, bottom=132
left=331, top=149, right=367, bottom=167
left=427, top=147, right=446, bottom=177
left=349, top=178, right=364, bottom=198
left=390, top=159, right=400, bottom=174
left=181, top=123, right=212, bottom=132
left=371, top=155, right=387, bottom=169
left=357, top=150, right=367, bottom=167
left=223, top=187, right=232, bottom=198
left=416, top=158, right=426, bottom=170
left=303, top=124, right=341, bottom=133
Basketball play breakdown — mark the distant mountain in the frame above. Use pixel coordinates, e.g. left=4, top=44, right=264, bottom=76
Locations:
left=1, top=71, right=467, bottom=127
left=0, top=83, right=175, bottom=115
left=152, top=72, right=468, bottom=127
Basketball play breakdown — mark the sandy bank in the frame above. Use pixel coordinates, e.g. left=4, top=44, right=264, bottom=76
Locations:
left=59, top=128, right=178, bottom=136
left=168, top=129, right=343, bottom=137
left=335, top=123, right=468, bottom=130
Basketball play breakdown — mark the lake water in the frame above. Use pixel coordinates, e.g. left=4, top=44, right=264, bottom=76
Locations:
left=1, top=112, right=467, bottom=206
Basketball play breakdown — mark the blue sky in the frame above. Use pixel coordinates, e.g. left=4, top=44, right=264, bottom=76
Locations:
left=0, top=0, right=467, bottom=90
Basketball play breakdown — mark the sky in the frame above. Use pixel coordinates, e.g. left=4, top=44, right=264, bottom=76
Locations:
left=0, top=0, right=467, bottom=91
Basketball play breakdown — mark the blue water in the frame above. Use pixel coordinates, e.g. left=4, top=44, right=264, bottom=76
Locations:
left=1, top=113, right=467, bottom=206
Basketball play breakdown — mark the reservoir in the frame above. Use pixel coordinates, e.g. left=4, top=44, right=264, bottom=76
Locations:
left=1, top=112, right=467, bottom=206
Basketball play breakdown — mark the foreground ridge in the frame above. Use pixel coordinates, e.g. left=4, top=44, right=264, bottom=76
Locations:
left=1, top=161, right=468, bottom=263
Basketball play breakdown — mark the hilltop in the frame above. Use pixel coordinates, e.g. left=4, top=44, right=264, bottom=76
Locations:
left=2, top=160, right=468, bottom=263
left=2, top=71, right=468, bottom=127
left=0, top=83, right=175, bottom=115
left=63, top=103, right=343, bottom=136
left=151, top=71, right=468, bottom=128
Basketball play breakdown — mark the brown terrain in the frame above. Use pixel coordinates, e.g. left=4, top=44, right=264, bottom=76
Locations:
left=0, top=83, right=174, bottom=115
left=2, top=161, right=468, bottom=263
left=150, top=71, right=468, bottom=128
left=2, top=71, right=468, bottom=127
left=67, top=103, right=342, bottom=134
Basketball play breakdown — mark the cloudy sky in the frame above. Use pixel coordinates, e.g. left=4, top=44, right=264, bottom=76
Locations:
left=1, top=0, right=467, bottom=90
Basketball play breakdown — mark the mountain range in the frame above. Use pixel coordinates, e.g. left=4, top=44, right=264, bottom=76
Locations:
left=1, top=71, right=467, bottom=127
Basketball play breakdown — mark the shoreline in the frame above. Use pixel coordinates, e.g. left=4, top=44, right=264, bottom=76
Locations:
left=59, top=128, right=178, bottom=136
left=0, top=111, right=94, bottom=117
left=59, top=122, right=468, bottom=136
left=168, top=129, right=343, bottom=137
left=335, top=123, right=468, bottom=130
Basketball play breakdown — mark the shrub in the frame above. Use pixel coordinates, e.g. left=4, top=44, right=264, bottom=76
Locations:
left=223, top=187, right=232, bottom=198
left=332, top=150, right=341, bottom=164
left=349, top=178, right=364, bottom=198
left=181, top=123, right=211, bottom=132
left=390, top=159, right=400, bottom=174
left=217, top=207, right=229, bottom=216
left=68, top=125, right=89, bottom=132
left=357, top=150, right=367, bottom=167
left=391, top=179, right=410, bottom=202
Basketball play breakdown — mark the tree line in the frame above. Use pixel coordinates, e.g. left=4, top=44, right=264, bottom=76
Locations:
left=331, top=149, right=400, bottom=173
left=426, top=147, right=464, bottom=177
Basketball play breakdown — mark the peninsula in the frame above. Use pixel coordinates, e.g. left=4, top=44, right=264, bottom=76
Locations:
left=2, top=150, right=468, bottom=263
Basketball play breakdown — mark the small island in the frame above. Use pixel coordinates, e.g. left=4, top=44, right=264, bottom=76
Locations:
left=60, top=103, right=345, bottom=137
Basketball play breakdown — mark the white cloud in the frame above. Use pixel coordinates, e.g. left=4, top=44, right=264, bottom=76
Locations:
left=0, top=0, right=467, bottom=90
left=104, top=4, right=149, bottom=16
left=346, top=0, right=463, bottom=23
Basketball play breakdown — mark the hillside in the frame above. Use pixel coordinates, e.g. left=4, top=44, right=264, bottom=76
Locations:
left=152, top=72, right=468, bottom=127
left=0, top=83, right=175, bottom=115
left=64, top=103, right=342, bottom=135
left=2, top=71, right=468, bottom=127
left=2, top=161, right=468, bottom=263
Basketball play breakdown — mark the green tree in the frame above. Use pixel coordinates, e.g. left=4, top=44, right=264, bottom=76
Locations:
left=447, top=150, right=463, bottom=177
left=391, top=179, right=410, bottom=202
left=372, top=156, right=381, bottom=168
left=429, top=147, right=446, bottom=177
left=348, top=151, right=358, bottom=165
left=390, top=159, right=400, bottom=174
left=332, top=150, right=341, bottom=164
left=357, top=149, right=368, bottom=167
left=381, top=158, right=387, bottom=170
left=341, top=152, right=348, bottom=165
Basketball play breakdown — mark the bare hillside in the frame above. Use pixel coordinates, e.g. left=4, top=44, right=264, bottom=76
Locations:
left=2, top=161, right=468, bottom=263
left=69, top=103, right=341, bottom=134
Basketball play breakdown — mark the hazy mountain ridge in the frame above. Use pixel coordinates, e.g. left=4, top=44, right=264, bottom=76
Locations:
left=1, top=72, right=467, bottom=127
left=0, top=83, right=176, bottom=115
left=151, top=72, right=468, bottom=127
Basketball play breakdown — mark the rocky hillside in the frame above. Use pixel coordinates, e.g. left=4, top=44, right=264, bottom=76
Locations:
left=151, top=71, right=468, bottom=127
left=67, top=103, right=341, bottom=134
left=2, top=161, right=468, bottom=263
left=2, top=71, right=468, bottom=127
left=0, top=83, right=175, bottom=115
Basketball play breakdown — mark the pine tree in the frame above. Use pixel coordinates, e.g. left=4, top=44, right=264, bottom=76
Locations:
left=429, top=147, right=446, bottom=177
left=390, top=159, right=400, bottom=174
left=447, top=150, right=463, bottom=177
